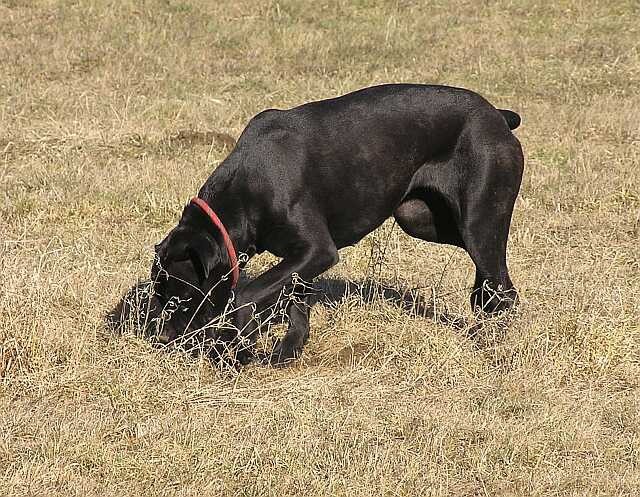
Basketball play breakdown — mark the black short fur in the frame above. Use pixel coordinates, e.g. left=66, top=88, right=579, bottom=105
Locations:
left=133, top=84, right=524, bottom=365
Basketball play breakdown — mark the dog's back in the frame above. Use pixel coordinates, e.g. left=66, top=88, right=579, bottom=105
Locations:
left=222, top=84, right=519, bottom=247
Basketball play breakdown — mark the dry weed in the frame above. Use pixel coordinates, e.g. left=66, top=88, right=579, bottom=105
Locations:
left=1, top=1, right=639, bottom=496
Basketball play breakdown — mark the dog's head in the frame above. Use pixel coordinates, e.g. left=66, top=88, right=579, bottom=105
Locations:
left=150, top=205, right=234, bottom=339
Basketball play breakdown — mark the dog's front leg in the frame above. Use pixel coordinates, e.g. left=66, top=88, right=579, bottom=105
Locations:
left=231, top=246, right=338, bottom=365
left=265, top=290, right=311, bottom=366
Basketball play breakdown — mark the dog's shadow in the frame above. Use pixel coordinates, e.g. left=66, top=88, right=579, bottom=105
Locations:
left=310, top=277, right=470, bottom=331
left=106, top=276, right=487, bottom=362
left=310, top=278, right=513, bottom=353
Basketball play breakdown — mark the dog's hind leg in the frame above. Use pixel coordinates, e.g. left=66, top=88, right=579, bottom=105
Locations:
left=459, top=139, right=524, bottom=314
left=395, top=131, right=523, bottom=315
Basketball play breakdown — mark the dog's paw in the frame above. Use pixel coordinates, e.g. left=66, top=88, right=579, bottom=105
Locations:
left=471, top=282, right=519, bottom=315
left=263, top=337, right=304, bottom=367
left=234, top=347, right=257, bottom=366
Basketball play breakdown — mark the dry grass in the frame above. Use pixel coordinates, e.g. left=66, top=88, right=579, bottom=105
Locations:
left=1, top=0, right=639, bottom=495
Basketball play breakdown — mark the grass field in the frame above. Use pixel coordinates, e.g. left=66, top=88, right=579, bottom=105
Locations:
left=1, top=0, right=639, bottom=495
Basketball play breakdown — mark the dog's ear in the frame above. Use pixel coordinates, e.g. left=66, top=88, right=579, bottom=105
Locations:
left=185, top=233, right=220, bottom=283
left=156, top=228, right=221, bottom=284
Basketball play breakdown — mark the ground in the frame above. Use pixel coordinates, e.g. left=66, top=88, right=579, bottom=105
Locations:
left=1, top=1, right=639, bottom=496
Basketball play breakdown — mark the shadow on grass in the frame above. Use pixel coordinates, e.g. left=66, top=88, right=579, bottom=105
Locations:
left=313, top=278, right=515, bottom=351
left=105, top=275, right=496, bottom=366
left=312, top=277, right=470, bottom=332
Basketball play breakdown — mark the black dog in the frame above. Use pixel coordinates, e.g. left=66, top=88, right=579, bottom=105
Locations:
left=144, top=84, right=524, bottom=365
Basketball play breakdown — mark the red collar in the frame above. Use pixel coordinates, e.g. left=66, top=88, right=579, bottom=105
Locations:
left=190, top=197, right=240, bottom=289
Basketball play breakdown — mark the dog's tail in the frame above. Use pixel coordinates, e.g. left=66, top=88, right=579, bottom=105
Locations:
left=498, top=109, right=521, bottom=130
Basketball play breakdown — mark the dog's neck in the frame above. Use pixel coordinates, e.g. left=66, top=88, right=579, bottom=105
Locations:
left=198, top=195, right=255, bottom=259
left=192, top=157, right=258, bottom=263
left=196, top=185, right=256, bottom=262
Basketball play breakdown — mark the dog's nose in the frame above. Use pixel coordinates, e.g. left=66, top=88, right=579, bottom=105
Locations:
left=156, top=326, right=178, bottom=344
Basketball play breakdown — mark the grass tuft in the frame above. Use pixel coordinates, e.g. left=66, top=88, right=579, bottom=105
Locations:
left=1, top=0, right=639, bottom=495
